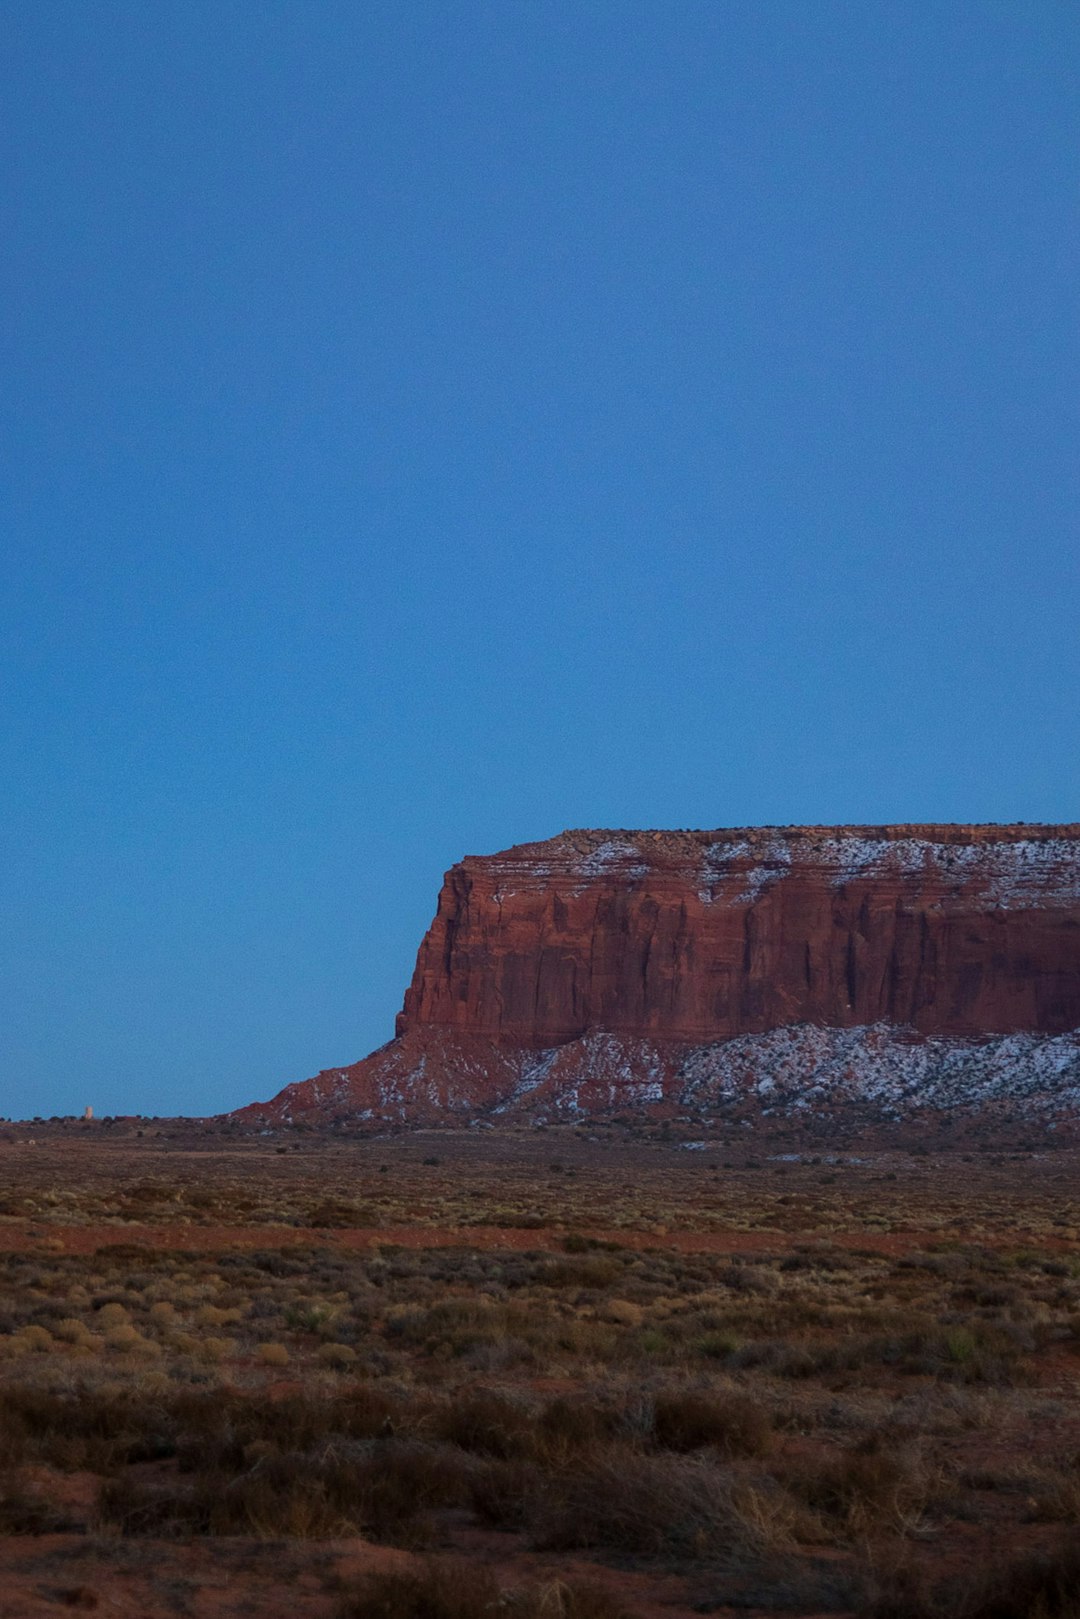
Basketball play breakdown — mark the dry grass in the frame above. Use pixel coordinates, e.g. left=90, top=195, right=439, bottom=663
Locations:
left=533, top=1449, right=796, bottom=1564
left=860, top=1538, right=1080, bottom=1617
left=1, top=1126, right=1080, bottom=1615
left=338, top=1558, right=632, bottom=1619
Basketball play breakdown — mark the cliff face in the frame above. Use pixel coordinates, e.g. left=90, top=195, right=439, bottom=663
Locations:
left=235, top=824, right=1080, bottom=1128
left=398, top=825, right=1080, bottom=1045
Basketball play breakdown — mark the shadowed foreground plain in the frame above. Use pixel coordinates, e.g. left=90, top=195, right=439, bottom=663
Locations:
left=2, top=1122, right=1080, bottom=1617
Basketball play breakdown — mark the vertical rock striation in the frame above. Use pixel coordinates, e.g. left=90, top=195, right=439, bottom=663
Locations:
left=398, top=825, right=1080, bottom=1044
left=235, top=824, right=1080, bottom=1126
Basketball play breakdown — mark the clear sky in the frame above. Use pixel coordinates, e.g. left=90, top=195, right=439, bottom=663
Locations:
left=2, top=3, right=1077, bottom=1119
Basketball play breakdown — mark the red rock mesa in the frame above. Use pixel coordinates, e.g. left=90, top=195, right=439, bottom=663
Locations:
left=236, top=824, right=1080, bottom=1127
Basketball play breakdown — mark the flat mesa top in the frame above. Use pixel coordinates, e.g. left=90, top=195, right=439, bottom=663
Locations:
left=477, top=822, right=1080, bottom=863
left=453, top=824, right=1080, bottom=906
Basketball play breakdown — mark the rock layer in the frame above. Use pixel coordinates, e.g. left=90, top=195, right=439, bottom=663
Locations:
left=236, top=824, right=1080, bottom=1127
left=398, top=825, right=1080, bottom=1044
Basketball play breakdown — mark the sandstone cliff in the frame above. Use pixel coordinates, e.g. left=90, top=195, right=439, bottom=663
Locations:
left=399, top=825, right=1080, bottom=1043
left=236, top=824, right=1080, bottom=1127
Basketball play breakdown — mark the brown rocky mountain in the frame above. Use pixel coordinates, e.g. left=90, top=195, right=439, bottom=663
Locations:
left=235, top=824, right=1080, bottom=1128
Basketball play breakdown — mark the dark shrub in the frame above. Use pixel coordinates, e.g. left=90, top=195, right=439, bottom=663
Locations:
left=651, top=1392, right=773, bottom=1458
left=338, top=1559, right=631, bottom=1619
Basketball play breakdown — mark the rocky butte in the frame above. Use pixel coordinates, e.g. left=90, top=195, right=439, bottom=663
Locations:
left=236, top=824, right=1080, bottom=1129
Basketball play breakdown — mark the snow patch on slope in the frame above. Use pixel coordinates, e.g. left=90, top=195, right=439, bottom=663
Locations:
left=574, top=839, right=652, bottom=880
left=678, top=1023, right=1080, bottom=1118
left=241, top=1022, right=1080, bottom=1129
left=491, top=828, right=1079, bottom=910
left=802, top=835, right=1080, bottom=906
left=698, top=837, right=792, bottom=904
left=692, top=834, right=1080, bottom=910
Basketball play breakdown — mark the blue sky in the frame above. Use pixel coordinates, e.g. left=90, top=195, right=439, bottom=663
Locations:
left=2, top=2, right=1077, bottom=1118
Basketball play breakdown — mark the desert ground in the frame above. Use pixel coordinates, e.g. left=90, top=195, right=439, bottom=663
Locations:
left=1, top=1117, right=1079, bottom=1618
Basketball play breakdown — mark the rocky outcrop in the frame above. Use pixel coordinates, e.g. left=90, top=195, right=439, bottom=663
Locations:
left=238, top=1021, right=1080, bottom=1129
left=399, top=825, right=1080, bottom=1043
left=236, top=824, right=1080, bottom=1127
